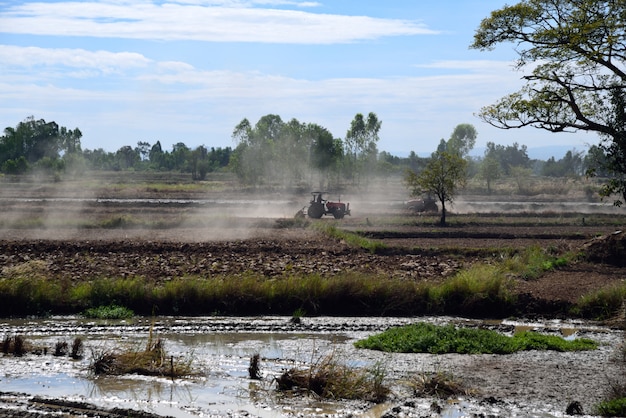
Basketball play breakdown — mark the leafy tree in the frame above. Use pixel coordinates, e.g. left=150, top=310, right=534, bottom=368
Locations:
left=485, top=142, right=530, bottom=175
left=510, top=165, right=534, bottom=194
left=190, top=145, right=209, bottom=180
left=136, top=141, right=151, bottom=161
left=447, top=123, right=477, bottom=157
left=471, top=0, right=626, bottom=204
left=345, top=112, right=382, bottom=184
left=479, top=154, right=501, bottom=193
left=59, top=126, right=82, bottom=154
left=1, top=117, right=56, bottom=165
left=1, top=156, right=28, bottom=174
left=584, top=144, right=610, bottom=177
left=115, top=146, right=140, bottom=170
left=405, top=150, right=468, bottom=226
left=231, top=114, right=343, bottom=187
left=149, top=141, right=165, bottom=168
left=1, top=116, right=83, bottom=174
left=83, top=148, right=114, bottom=170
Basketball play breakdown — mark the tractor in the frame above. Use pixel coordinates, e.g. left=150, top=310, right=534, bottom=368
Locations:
left=405, top=194, right=438, bottom=213
left=305, top=192, right=351, bottom=219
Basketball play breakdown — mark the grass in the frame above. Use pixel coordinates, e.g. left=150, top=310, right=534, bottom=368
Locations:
left=275, top=353, right=389, bottom=403
left=354, top=322, right=598, bottom=354
left=315, top=223, right=387, bottom=253
left=573, top=285, right=626, bottom=321
left=0, top=245, right=618, bottom=319
left=82, top=304, right=135, bottom=319
left=500, top=245, right=573, bottom=280
left=0, top=264, right=526, bottom=317
left=409, top=371, right=472, bottom=398
left=90, top=334, right=193, bottom=378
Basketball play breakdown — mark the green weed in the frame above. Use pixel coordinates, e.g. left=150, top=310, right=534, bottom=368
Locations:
left=573, top=284, right=626, bottom=320
left=501, top=245, right=572, bottom=280
left=82, top=304, right=135, bottom=319
left=597, top=398, right=626, bottom=417
left=315, top=223, right=387, bottom=253
left=354, top=322, right=597, bottom=354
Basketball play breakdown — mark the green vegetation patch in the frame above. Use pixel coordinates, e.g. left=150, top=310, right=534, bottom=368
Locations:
left=354, top=323, right=597, bottom=354
left=82, top=304, right=135, bottom=319
left=597, top=398, right=626, bottom=417
left=315, top=223, right=387, bottom=253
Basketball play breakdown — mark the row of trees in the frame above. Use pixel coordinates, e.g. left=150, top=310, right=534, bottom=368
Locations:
left=229, top=112, right=381, bottom=189
left=0, top=117, right=233, bottom=179
left=0, top=115, right=617, bottom=190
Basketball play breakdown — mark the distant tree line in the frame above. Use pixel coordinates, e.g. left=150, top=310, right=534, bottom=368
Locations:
left=0, top=116, right=232, bottom=179
left=0, top=115, right=617, bottom=192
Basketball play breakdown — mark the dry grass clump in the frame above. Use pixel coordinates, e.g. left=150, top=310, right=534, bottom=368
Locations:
left=1, top=260, right=49, bottom=279
left=275, top=354, right=389, bottom=403
left=2, top=335, right=28, bottom=356
left=410, top=371, right=473, bottom=398
left=91, top=336, right=192, bottom=378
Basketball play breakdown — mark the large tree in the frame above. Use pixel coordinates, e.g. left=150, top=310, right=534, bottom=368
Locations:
left=447, top=123, right=477, bottom=157
left=405, top=150, right=467, bottom=226
left=471, top=0, right=626, bottom=205
left=345, top=112, right=382, bottom=184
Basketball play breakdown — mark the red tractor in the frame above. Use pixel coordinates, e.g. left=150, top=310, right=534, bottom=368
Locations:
left=306, top=192, right=351, bottom=219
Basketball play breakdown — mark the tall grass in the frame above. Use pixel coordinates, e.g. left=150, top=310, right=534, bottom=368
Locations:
left=572, top=284, right=626, bottom=320
left=501, top=245, right=571, bottom=280
left=0, top=246, right=602, bottom=318
left=275, top=353, right=389, bottom=402
left=0, top=268, right=519, bottom=317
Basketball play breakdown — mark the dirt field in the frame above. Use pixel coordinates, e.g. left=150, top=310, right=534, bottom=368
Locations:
left=1, top=177, right=626, bottom=417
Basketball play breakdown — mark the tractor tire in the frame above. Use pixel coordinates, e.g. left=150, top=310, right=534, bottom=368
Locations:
left=424, top=201, right=438, bottom=212
left=332, top=209, right=345, bottom=219
left=307, top=203, right=325, bottom=219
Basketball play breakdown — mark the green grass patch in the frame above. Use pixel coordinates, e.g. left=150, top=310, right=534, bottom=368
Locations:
left=0, top=269, right=522, bottom=317
left=572, top=284, right=626, bottom=320
left=315, top=223, right=387, bottom=253
left=597, top=398, right=626, bottom=417
left=501, top=245, right=572, bottom=280
left=82, top=304, right=135, bottom=319
left=354, top=322, right=597, bottom=354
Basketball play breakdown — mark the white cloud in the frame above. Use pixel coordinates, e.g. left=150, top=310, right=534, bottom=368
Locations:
left=1, top=43, right=591, bottom=154
left=0, top=45, right=151, bottom=70
left=0, top=1, right=436, bottom=44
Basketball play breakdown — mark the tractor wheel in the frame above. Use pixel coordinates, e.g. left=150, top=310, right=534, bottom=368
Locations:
left=332, top=209, right=345, bottom=219
left=424, top=201, right=438, bottom=212
left=307, top=203, right=325, bottom=219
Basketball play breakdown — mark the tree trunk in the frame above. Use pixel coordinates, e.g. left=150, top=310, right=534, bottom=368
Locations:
left=439, top=201, right=446, bottom=226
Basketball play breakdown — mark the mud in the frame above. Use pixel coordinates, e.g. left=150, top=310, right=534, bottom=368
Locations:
left=1, top=180, right=626, bottom=417
left=0, top=316, right=623, bottom=417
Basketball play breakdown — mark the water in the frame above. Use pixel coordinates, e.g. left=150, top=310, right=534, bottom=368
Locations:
left=0, top=316, right=620, bottom=417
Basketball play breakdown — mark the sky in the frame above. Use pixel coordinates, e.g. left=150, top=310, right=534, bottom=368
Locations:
left=0, top=0, right=598, bottom=158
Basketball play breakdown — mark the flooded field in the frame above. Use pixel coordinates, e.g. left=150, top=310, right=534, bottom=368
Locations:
left=0, top=316, right=622, bottom=417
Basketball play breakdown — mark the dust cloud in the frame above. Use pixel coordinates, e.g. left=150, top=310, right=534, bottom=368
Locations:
left=1, top=172, right=622, bottom=243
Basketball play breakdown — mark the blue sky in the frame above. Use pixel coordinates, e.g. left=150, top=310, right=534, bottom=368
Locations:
left=0, top=0, right=595, bottom=157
